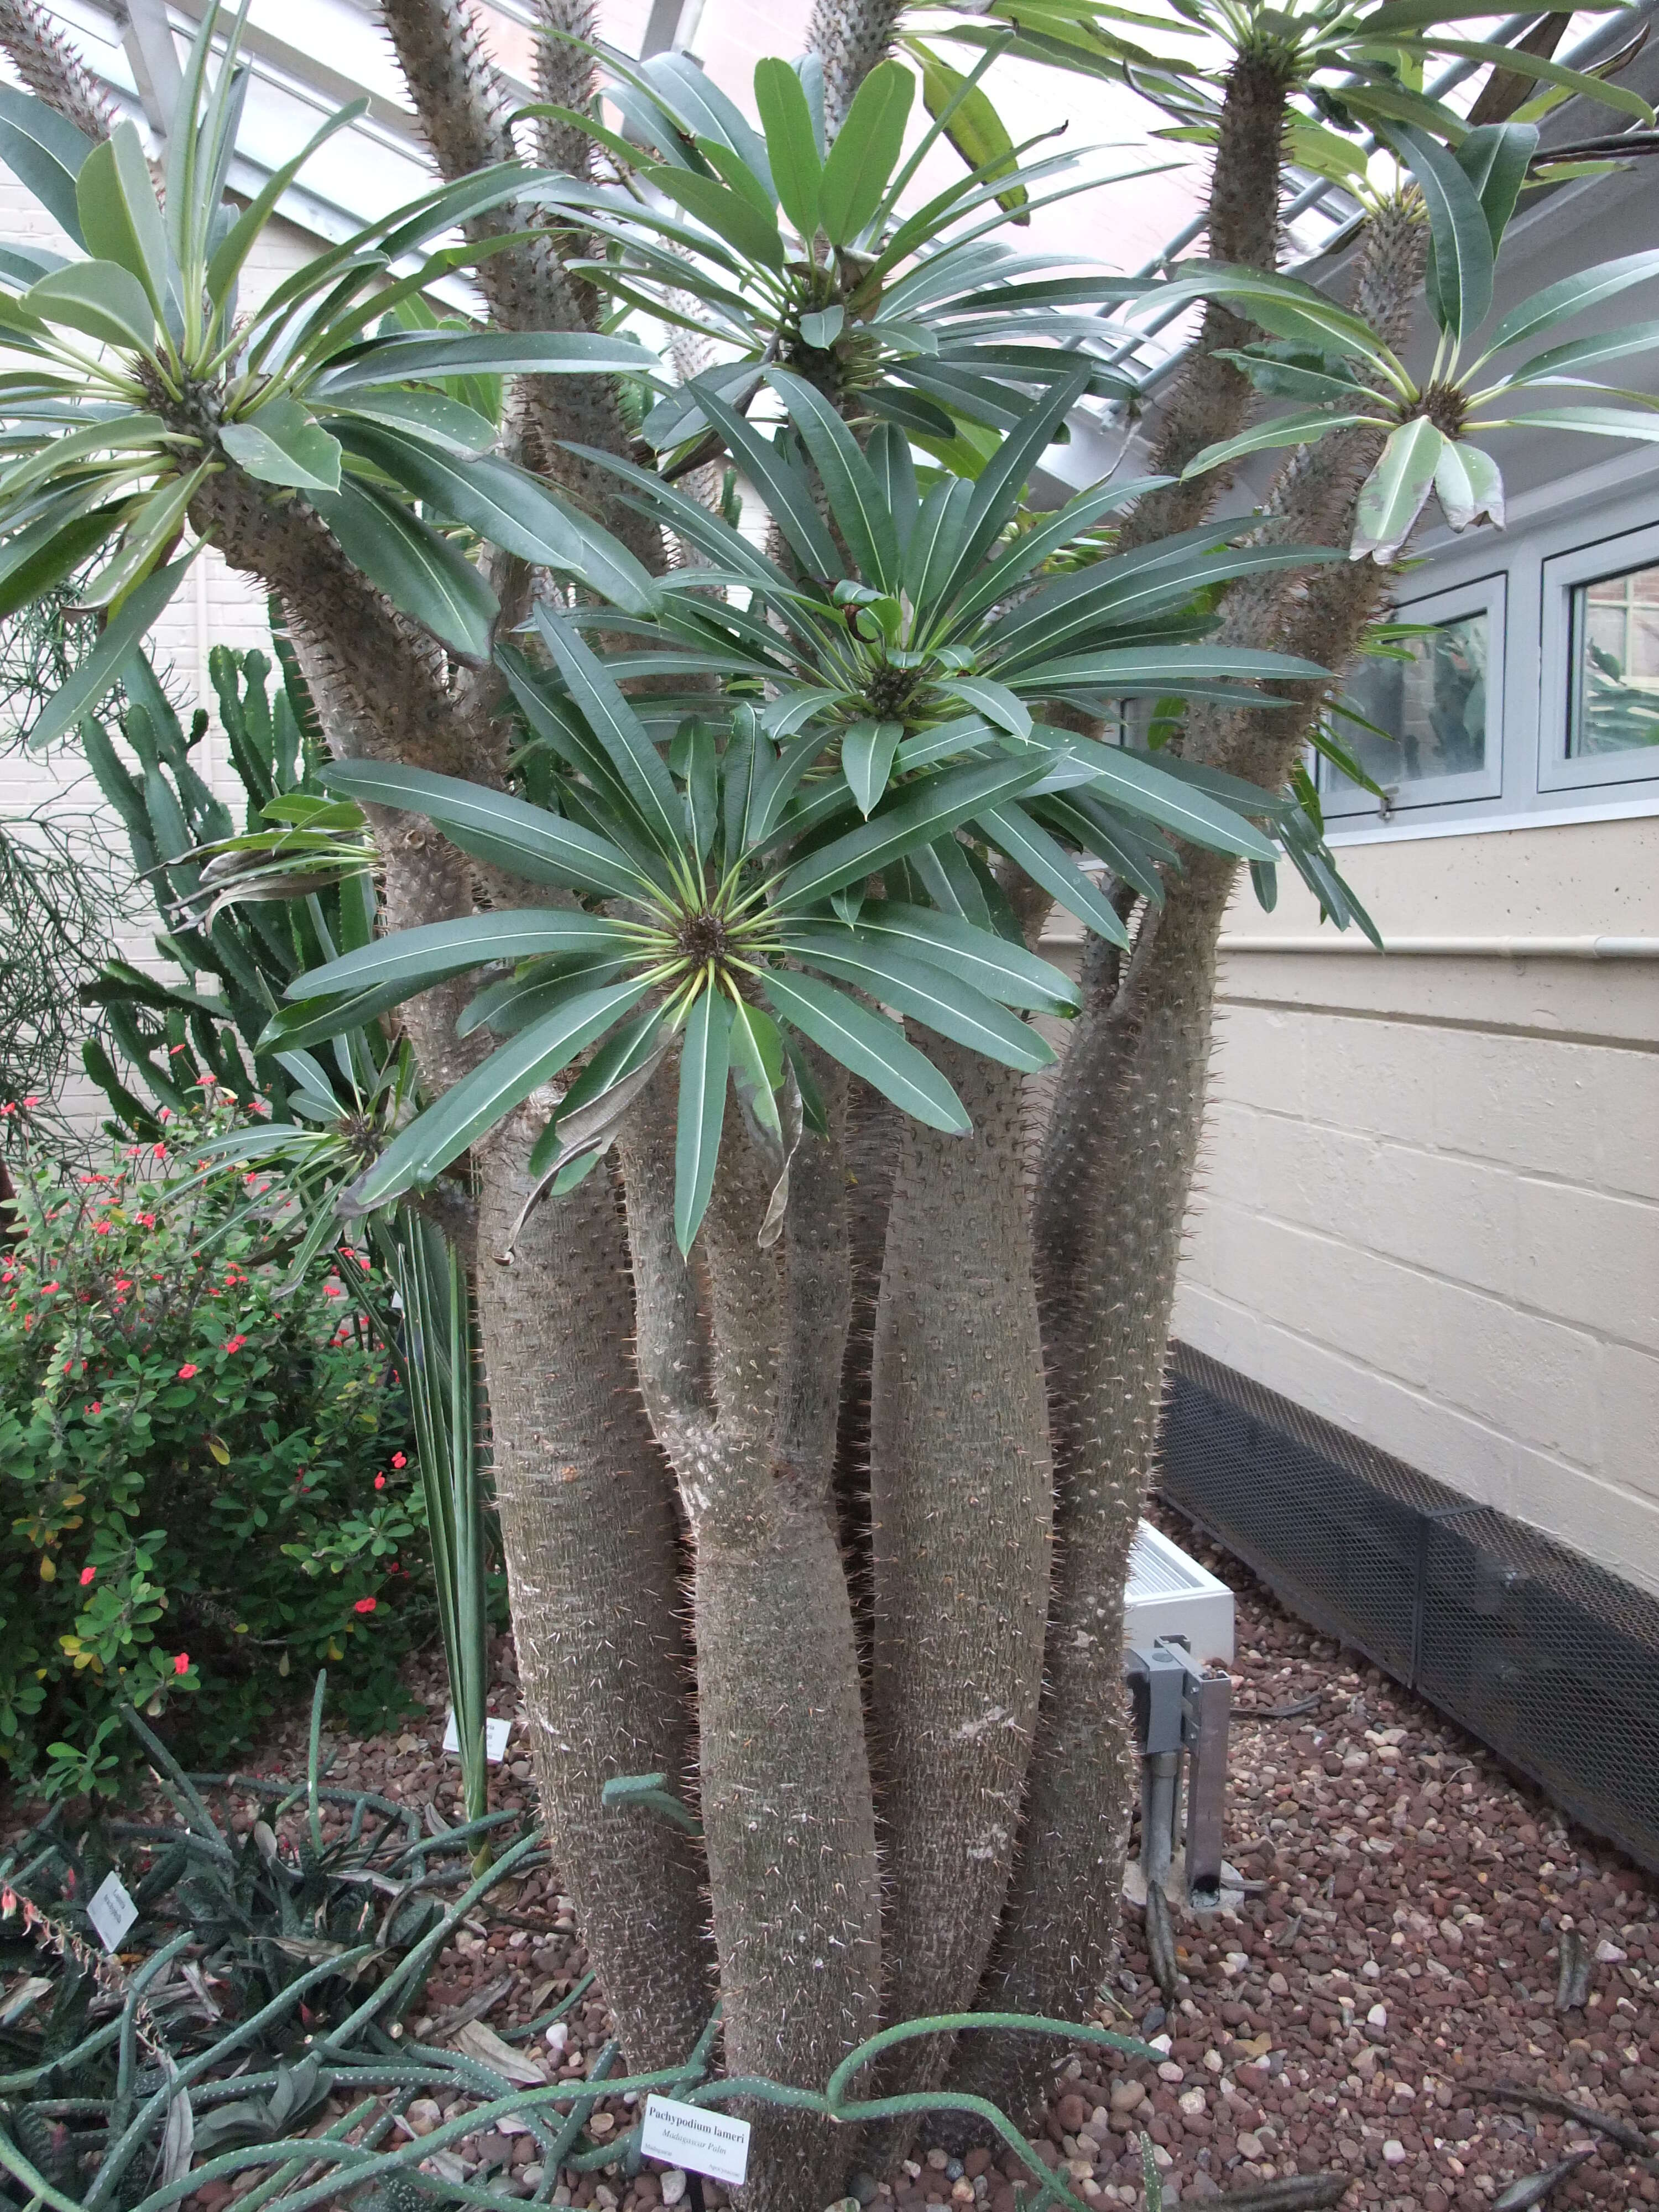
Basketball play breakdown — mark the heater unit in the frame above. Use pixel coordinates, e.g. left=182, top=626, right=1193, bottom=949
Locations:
left=1124, top=1521, right=1236, bottom=1906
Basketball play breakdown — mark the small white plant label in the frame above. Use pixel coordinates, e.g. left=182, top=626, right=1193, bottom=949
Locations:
left=639, top=2095, right=751, bottom=2184
left=87, top=1871, right=138, bottom=1952
left=441, top=1711, right=512, bottom=1763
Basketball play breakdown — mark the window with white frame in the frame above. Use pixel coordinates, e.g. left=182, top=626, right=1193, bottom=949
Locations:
left=1540, top=521, right=1659, bottom=795
left=1319, top=573, right=1505, bottom=820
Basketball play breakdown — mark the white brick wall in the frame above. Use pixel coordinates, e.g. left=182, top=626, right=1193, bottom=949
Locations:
left=1172, top=812, right=1659, bottom=1599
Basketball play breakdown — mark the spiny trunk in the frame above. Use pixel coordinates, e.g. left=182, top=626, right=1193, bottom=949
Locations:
left=832, top=1077, right=898, bottom=1648
left=656, top=1101, right=879, bottom=2210
left=957, top=200, right=1430, bottom=2131
left=1113, top=46, right=1291, bottom=557
left=476, top=1115, right=712, bottom=2070
left=868, top=1042, right=1052, bottom=2098
left=377, top=0, right=661, bottom=565
left=0, top=0, right=116, bottom=144
left=807, top=0, right=904, bottom=136
left=531, top=0, right=600, bottom=180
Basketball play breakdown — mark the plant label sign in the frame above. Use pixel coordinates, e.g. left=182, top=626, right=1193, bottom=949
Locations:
left=442, top=1711, right=512, bottom=1763
left=87, top=1870, right=138, bottom=1952
left=639, top=2094, right=750, bottom=2184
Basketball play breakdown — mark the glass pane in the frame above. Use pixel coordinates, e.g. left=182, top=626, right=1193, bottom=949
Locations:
left=1328, top=612, right=1489, bottom=798
left=1569, top=560, right=1659, bottom=757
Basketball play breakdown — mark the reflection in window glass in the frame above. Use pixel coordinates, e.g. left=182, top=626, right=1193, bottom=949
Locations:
left=1329, top=613, right=1489, bottom=797
left=1570, top=561, right=1659, bottom=757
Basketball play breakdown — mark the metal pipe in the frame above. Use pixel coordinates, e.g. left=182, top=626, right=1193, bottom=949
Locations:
left=1215, top=934, right=1659, bottom=959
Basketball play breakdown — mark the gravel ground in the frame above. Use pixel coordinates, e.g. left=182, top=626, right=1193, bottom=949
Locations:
left=165, top=1510, right=1657, bottom=2212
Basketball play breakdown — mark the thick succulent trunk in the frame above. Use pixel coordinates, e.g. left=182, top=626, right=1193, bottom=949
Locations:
left=0, top=0, right=116, bottom=144
left=807, top=0, right=904, bottom=135
left=377, top=0, right=661, bottom=564
left=625, top=1082, right=878, bottom=2208
left=476, top=1115, right=712, bottom=2070
left=531, top=0, right=600, bottom=180
left=1113, top=47, right=1291, bottom=557
left=868, top=1043, right=1052, bottom=2093
left=954, top=199, right=1430, bottom=2130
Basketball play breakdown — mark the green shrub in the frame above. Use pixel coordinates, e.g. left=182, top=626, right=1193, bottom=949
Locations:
left=0, top=1104, right=425, bottom=1796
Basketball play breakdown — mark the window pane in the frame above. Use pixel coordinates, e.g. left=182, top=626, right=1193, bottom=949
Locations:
left=1329, top=612, right=1489, bottom=797
left=1569, top=560, right=1659, bottom=757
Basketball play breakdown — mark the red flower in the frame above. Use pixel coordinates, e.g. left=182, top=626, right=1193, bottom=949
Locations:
left=137, top=1213, right=156, bottom=1228
left=178, top=1363, right=199, bottom=1380
left=223, top=1334, right=246, bottom=1354
left=173, top=1652, right=190, bottom=1676
left=391, top=1452, right=407, bottom=1469
left=353, top=1597, right=377, bottom=1615
left=87, top=1401, right=101, bottom=1415
left=94, top=1221, right=114, bottom=1235
left=323, top=1282, right=343, bottom=1298
left=80, top=1566, right=96, bottom=1587
left=374, top=1473, right=386, bottom=1490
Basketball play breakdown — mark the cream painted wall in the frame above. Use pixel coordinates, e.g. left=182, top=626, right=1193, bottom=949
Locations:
left=1167, top=815, right=1659, bottom=1598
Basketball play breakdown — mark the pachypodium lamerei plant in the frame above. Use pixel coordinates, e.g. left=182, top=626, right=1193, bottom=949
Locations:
left=0, top=0, right=664, bottom=692
left=4, top=0, right=1658, bottom=2200
left=271, top=366, right=1347, bottom=1251
left=530, top=41, right=1147, bottom=467
left=1168, top=121, right=1659, bottom=557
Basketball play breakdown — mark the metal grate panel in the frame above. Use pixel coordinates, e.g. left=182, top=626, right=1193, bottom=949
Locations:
left=1160, top=1342, right=1659, bottom=1875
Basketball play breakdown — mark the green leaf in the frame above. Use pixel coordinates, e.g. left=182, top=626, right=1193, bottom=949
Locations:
left=842, top=719, right=904, bottom=816
left=765, top=367, right=899, bottom=587
left=340, top=424, right=660, bottom=613
left=257, top=979, right=418, bottom=1052
left=1505, top=319, right=1659, bottom=389
left=763, top=969, right=969, bottom=1134
left=220, top=399, right=342, bottom=492
left=27, top=549, right=198, bottom=751
left=1453, top=122, right=1536, bottom=252
left=76, top=122, right=170, bottom=316
left=1352, top=418, right=1446, bottom=561
left=799, top=304, right=844, bottom=348
left=727, top=994, right=784, bottom=1142
left=82, top=463, right=209, bottom=611
left=0, top=87, right=92, bottom=244
left=309, top=478, right=496, bottom=659
left=1417, top=40, right=1654, bottom=127
left=977, top=800, right=1131, bottom=946
left=357, top=978, right=651, bottom=1208
left=650, top=165, right=785, bottom=270
left=911, top=43, right=1026, bottom=219
left=1183, top=408, right=1382, bottom=481
left=0, top=504, right=123, bottom=622
left=1483, top=251, right=1659, bottom=359
left=688, top=373, right=839, bottom=581
left=530, top=1009, right=669, bottom=1175
left=950, top=675, right=1032, bottom=739
left=782, top=927, right=1053, bottom=1073
left=1074, top=745, right=1278, bottom=860
left=207, top=105, right=367, bottom=308
left=533, top=604, right=687, bottom=860
left=818, top=61, right=915, bottom=244
left=771, top=756, right=1042, bottom=911
left=23, top=262, right=156, bottom=352
left=852, top=900, right=1078, bottom=1011
left=1477, top=405, right=1659, bottom=443
left=943, top=369, right=1092, bottom=594
left=1433, top=439, right=1504, bottom=531
left=1383, top=124, right=1493, bottom=342
left=761, top=56, right=827, bottom=238
left=320, top=760, right=652, bottom=901
left=317, top=330, right=661, bottom=393
left=287, top=909, right=634, bottom=1001
left=460, top=953, right=633, bottom=1038
left=674, top=985, right=732, bottom=1253
left=317, top=385, right=495, bottom=456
